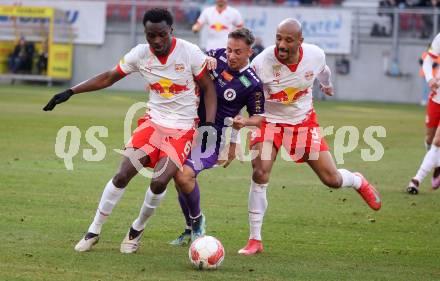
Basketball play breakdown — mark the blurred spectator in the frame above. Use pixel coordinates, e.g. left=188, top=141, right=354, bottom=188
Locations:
left=37, top=39, right=49, bottom=75
left=378, top=0, right=397, bottom=35
left=8, top=37, right=34, bottom=74
left=300, top=0, right=318, bottom=4
left=250, top=37, right=265, bottom=61
left=420, top=0, right=440, bottom=38
left=374, top=0, right=395, bottom=37
left=318, top=0, right=339, bottom=6
left=192, top=0, right=244, bottom=50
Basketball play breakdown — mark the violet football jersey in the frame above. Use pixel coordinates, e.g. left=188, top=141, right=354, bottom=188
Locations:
left=198, top=48, right=265, bottom=131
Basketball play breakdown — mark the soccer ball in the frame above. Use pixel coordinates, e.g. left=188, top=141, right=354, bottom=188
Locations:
left=188, top=235, right=225, bottom=270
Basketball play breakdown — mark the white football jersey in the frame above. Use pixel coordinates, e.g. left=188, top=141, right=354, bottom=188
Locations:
left=251, top=43, right=326, bottom=125
left=428, top=33, right=440, bottom=103
left=197, top=6, right=243, bottom=50
left=117, top=38, right=207, bottom=129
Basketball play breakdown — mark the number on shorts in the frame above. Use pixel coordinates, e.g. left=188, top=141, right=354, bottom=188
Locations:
left=181, top=140, right=192, bottom=159
left=311, top=127, right=320, bottom=144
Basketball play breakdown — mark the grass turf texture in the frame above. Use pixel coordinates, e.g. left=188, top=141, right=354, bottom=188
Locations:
left=1, top=85, right=439, bottom=281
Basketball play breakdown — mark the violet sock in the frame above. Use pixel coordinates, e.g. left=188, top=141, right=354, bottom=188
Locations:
left=178, top=192, right=192, bottom=228
left=181, top=181, right=201, bottom=219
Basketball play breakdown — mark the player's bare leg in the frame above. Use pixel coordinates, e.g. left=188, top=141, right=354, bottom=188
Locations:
left=75, top=148, right=150, bottom=252
left=173, top=166, right=206, bottom=243
left=120, top=156, right=179, bottom=253
left=408, top=126, right=440, bottom=194
left=238, top=141, right=277, bottom=256
left=425, top=127, right=436, bottom=149
left=305, top=151, right=381, bottom=210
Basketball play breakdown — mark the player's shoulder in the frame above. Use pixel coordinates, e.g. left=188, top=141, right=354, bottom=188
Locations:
left=302, top=43, right=325, bottom=58
left=176, top=38, right=204, bottom=56
left=207, top=48, right=226, bottom=59
left=241, top=66, right=262, bottom=88
left=252, top=45, right=276, bottom=65
left=132, top=44, right=148, bottom=54
left=226, top=5, right=240, bottom=14
left=126, top=44, right=149, bottom=60
left=176, top=38, right=195, bottom=49
left=203, top=5, right=216, bottom=14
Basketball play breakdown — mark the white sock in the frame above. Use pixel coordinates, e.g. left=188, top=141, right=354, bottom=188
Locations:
left=414, top=145, right=440, bottom=183
left=248, top=179, right=268, bottom=241
left=338, top=169, right=362, bottom=190
left=88, top=179, right=125, bottom=234
left=132, top=187, right=167, bottom=231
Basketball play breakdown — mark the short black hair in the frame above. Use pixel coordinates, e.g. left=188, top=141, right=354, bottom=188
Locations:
left=142, top=8, right=173, bottom=27
left=228, top=28, right=255, bottom=46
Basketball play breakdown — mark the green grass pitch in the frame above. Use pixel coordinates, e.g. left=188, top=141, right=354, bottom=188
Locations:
left=1, top=84, right=439, bottom=281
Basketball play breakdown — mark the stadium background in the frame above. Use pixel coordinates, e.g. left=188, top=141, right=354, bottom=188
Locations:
left=63, top=0, right=440, bottom=104
left=1, top=0, right=439, bottom=103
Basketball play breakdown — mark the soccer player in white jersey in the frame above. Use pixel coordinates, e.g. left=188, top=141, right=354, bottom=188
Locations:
left=192, top=0, right=244, bottom=51
left=43, top=8, right=217, bottom=253
left=237, top=19, right=382, bottom=256
left=407, top=32, right=440, bottom=194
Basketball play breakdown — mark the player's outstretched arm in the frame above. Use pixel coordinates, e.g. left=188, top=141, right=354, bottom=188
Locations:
left=43, top=67, right=125, bottom=111
left=232, top=115, right=264, bottom=130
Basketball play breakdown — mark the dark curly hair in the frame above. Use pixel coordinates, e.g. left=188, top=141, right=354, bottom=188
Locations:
left=142, top=8, right=173, bottom=27
left=228, top=28, right=255, bottom=46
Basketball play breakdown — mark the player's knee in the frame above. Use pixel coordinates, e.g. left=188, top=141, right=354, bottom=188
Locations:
left=150, top=178, right=169, bottom=194
left=174, top=171, right=191, bottom=187
left=175, top=175, right=194, bottom=194
left=112, top=173, right=130, bottom=188
left=252, top=168, right=269, bottom=184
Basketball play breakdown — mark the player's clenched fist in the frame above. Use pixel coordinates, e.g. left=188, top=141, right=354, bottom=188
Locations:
left=206, top=57, right=217, bottom=71
left=232, top=115, right=246, bottom=130
left=428, top=78, right=440, bottom=92
left=43, top=89, right=74, bottom=111
left=320, top=84, right=334, bottom=96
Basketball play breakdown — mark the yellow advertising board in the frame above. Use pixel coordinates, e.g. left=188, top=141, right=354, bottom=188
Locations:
left=0, top=5, right=53, bottom=18
left=47, top=44, right=73, bottom=79
left=0, top=5, right=73, bottom=80
left=0, top=41, right=15, bottom=74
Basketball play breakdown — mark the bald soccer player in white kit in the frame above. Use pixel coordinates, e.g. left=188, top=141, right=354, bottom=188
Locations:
left=238, top=19, right=382, bottom=256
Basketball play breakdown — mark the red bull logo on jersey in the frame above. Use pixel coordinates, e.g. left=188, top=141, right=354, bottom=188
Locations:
left=175, top=63, right=185, bottom=73
left=268, top=88, right=309, bottom=104
left=273, top=65, right=282, bottom=78
left=210, top=22, right=229, bottom=32
left=149, top=78, right=189, bottom=99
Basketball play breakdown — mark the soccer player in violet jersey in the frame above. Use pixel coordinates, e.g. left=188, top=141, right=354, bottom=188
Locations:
left=237, top=19, right=382, bottom=256
left=43, top=8, right=217, bottom=253
left=170, top=28, right=265, bottom=245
